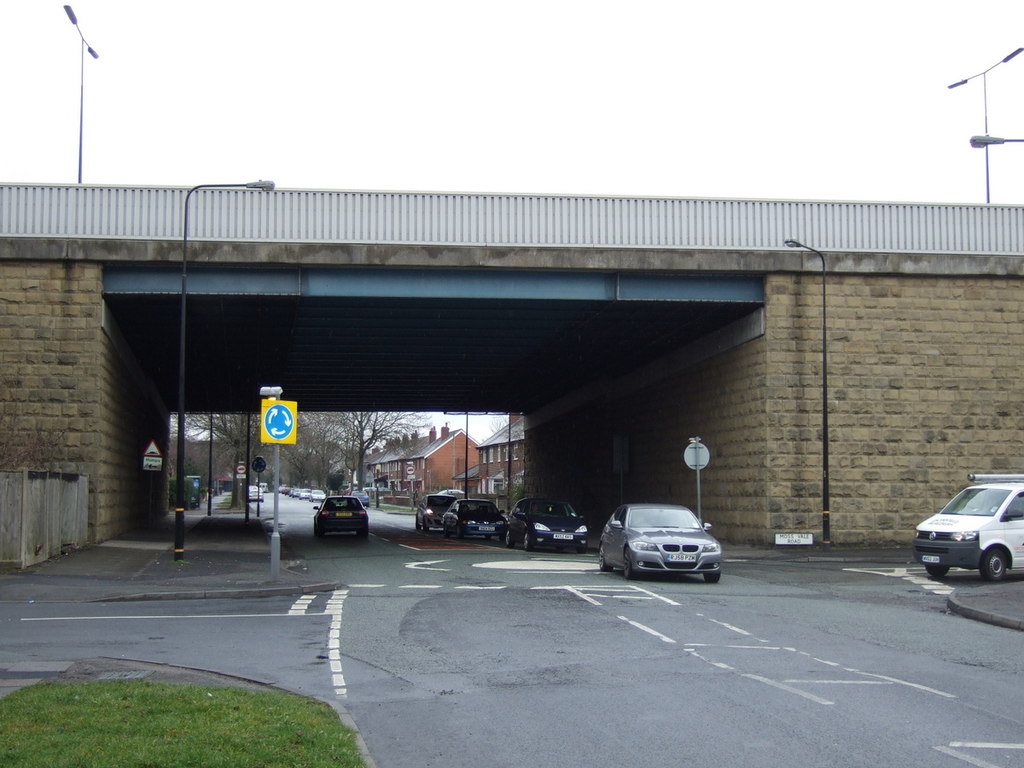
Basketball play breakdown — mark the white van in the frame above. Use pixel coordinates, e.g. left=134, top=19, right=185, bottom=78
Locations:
left=913, top=474, right=1024, bottom=580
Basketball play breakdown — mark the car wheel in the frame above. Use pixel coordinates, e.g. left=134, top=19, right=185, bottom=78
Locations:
left=443, top=523, right=451, bottom=539
left=314, top=522, right=324, bottom=538
left=523, top=531, right=535, bottom=552
left=980, top=547, right=1008, bottom=581
left=598, top=543, right=613, bottom=572
left=505, top=529, right=515, bottom=549
left=703, top=572, right=721, bottom=584
left=415, top=516, right=422, bottom=531
left=622, top=549, right=636, bottom=580
left=925, top=564, right=949, bottom=579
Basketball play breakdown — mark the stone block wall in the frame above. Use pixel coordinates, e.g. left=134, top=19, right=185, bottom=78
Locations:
left=0, top=260, right=167, bottom=543
left=526, top=270, right=1024, bottom=547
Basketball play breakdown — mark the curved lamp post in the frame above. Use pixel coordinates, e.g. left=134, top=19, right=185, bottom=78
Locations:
left=784, top=239, right=830, bottom=549
left=63, top=6, right=99, bottom=184
left=948, top=48, right=1023, bottom=203
left=175, top=181, right=275, bottom=561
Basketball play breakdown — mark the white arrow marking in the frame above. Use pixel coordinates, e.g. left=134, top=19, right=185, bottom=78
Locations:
left=406, top=560, right=451, bottom=571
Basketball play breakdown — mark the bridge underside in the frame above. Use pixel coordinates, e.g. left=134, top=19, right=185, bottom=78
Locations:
left=103, top=265, right=764, bottom=414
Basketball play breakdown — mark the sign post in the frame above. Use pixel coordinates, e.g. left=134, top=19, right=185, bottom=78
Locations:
left=260, top=389, right=296, bottom=580
left=682, top=437, right=711, bottom=521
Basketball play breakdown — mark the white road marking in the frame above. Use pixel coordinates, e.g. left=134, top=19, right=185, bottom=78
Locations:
left=708, top=618, right=753, bottom=636
left=617, top=615, right=676, bottom=643
left=454, top=585, right=507, bottom=590
left=473, top=559, right=600, bottom=572
left=949, top=743, right=1024, bottom=750
left=844, top=566, right=955, bottom=595
left=22, top=613, right=305, bottom=621
left=322, top=589, right=348, bottom=698
left=848, top=670, right=957, bottom=699
left=741, top=674, right=835, bottom=705
left=406, top=560, right=451, bottom=571
left=933, top=745, right=1005, bottom=768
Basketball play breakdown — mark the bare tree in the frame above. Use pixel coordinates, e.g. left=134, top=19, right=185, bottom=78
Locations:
left=339, top=412, right=427, bottom=487
left=283, top=412, right=347, bottom=490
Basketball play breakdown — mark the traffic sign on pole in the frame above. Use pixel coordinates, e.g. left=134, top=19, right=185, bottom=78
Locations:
left=261, top=399, right=298, bottom=444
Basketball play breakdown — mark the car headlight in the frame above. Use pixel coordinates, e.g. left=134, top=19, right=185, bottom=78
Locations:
left=950, top=531, right=978, bottom=542
left=533, top=522, right=551, bottom=532
left=702, top=541, right=721, bottom=553
left=575, top=525, right=588, bottom=534
left=632, top=541, right=660, bottom=552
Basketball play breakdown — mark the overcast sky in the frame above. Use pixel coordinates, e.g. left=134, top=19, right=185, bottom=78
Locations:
left=3, top=1, right=1023, bottom=204
left=4, top=1, right=1023, bottom=440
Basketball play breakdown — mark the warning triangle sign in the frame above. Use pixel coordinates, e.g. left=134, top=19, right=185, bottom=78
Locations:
left=144, top=440, right=162, bottom=458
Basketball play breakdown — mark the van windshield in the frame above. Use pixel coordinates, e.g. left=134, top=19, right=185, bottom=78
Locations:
left=939, top=487, right=1012, bottom=517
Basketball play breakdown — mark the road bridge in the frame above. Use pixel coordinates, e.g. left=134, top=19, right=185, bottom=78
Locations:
left=2, top=183, right=1023, bottom=549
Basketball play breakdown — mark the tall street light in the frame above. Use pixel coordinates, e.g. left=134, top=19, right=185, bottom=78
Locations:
left=63, top=6, right=99, bottom=184
left=175, top=181, right=275, bottom=562
left=947, top=48, right=1024, bottom=203
left=784, top=239, right=831, bottom=549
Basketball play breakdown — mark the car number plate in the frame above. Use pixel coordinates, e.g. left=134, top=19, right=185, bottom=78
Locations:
left=666, top=552, right=697, bottom=562
left=921, top=555, right=940, bottom=563
left=553, top=533, right=574, bottom=540
left=334, top=512, right=353, bottom=517
left=478, top=525, right=495, bottom=532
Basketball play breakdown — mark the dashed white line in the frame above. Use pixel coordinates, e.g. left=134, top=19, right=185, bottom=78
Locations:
left=617, top=615, right=676, bottom=643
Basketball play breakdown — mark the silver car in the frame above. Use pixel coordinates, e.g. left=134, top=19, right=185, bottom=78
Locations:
left=599, top=503, right=722, bottom=583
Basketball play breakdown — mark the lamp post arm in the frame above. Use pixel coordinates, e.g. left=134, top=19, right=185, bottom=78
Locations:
left=174, top=181, right=275, bottom=561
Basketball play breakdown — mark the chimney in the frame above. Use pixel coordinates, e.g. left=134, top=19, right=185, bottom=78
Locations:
left=429, top=427, right=437, bottom=442
left=441, top=424, right=450, bottom=440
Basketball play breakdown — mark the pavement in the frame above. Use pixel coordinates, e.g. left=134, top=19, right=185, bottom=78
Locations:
left=2, top=506, right=1022, bottom=704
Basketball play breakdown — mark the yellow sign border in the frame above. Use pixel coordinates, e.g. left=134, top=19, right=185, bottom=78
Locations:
left=261, top=399, right=298, bottom=444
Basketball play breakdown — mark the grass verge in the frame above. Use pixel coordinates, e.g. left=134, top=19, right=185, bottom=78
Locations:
left=0, top=680, right=366, bottom=768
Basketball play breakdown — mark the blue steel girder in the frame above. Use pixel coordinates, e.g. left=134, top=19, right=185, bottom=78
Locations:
left=103, top=265, right=763, bottom=303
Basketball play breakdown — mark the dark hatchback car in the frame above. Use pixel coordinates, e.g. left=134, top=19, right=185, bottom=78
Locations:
left=415, top=493, right=458, bottom=532
left=442, top=498, right=507, bottom=540
left=505, top=498, right=589, bottom=553
left=313, top=495, right=369, bottom=538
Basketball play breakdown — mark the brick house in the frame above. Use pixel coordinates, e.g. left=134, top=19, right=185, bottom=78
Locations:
left=368, top=425, right=478, bottom=496
left=475, top=416, right=524, bottom=496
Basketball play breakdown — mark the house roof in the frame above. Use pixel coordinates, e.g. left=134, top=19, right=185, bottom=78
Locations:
left=477, top=419, right=524, bottom=448
left=367, top=428, right=476, bottom=466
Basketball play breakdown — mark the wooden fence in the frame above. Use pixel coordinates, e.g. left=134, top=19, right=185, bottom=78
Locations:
left=0, top=471, right=89, bottom=570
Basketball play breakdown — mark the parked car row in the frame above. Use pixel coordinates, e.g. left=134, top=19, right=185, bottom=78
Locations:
left=317, top=490, right=724, bottom=584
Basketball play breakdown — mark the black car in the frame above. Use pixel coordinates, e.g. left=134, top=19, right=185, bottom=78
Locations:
left=416, top=493, right=458, bottom=532
left=505, top=498, right=588, bottom=553
left=442, top=498, right=507, bottom=540
left=313, top=495, right=369, bottom=538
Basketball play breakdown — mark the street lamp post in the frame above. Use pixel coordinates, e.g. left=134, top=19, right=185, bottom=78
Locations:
left=968, top=136, right=1024, bottom=201
left=175, top=181, right=275, bottom=562
left=947, top=48, right=1023, bottom=203
left=63, top=5, right=99, bottom=184
left=784, top=239, right=831, bottom=549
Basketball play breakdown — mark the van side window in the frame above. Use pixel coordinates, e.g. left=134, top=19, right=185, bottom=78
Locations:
left=1004, top=494, right=1024, bottom=519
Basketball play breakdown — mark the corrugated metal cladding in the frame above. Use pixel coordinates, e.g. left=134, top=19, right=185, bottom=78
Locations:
left=1, top=183, right=1022, bottom=255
